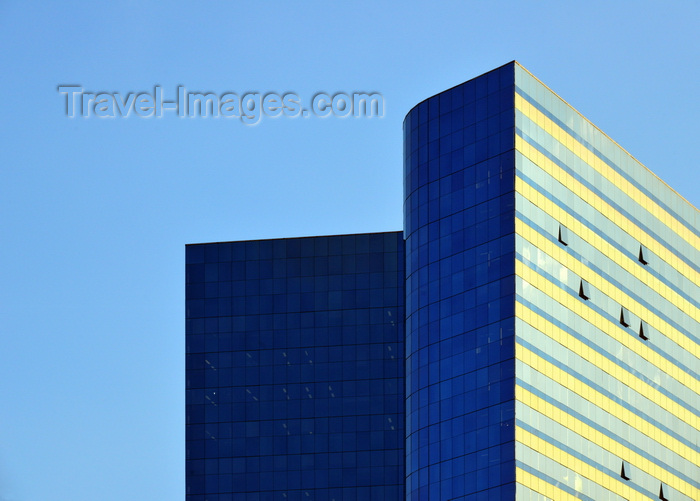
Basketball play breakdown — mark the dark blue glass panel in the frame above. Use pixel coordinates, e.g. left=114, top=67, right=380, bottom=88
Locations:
left=404, top=62, right=516, bottom=500
left=186, top=233, right=405, bottom=499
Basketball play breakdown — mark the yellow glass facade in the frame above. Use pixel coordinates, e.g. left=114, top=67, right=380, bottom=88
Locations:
left=513, top=63, right=699, bottom=500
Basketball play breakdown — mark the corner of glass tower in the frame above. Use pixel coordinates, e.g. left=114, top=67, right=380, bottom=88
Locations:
left=403, top=62, right=518, bottom=500
left=404, top=60, right=700, bottom=501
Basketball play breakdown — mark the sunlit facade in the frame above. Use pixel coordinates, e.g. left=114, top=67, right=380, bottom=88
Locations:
left=187, top=62, right=699, bottom=500
left=512, top=63, right=699, bottom=501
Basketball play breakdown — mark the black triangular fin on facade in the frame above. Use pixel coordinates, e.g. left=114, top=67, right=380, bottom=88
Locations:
left=558, top=225, right=568, bottom=246
left=578, top=280, right=589, bottom=300
left=620, top=307, right=629, bottom=327
left=640, top=321, right=649, bottom=340
left=620, top=461, right=629, bottom=480
left=639, top=245, right=648, bottom=265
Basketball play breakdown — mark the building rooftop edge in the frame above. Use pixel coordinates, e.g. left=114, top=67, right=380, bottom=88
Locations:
left=402, top=60, right=517, bottom=125
left=186, top=230, right=403, bottom=247
left=513, top=61, right=699, bottom=214
left=402, top=61, right=697, bottom=215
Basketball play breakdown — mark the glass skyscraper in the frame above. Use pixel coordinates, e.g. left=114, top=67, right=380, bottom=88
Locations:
left=187, top=62, right=699, bottom=500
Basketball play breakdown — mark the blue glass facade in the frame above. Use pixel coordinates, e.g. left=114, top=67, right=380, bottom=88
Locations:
left=403, top=62, right=516, bottom=500
left=186, top=233, right=405, bottom=500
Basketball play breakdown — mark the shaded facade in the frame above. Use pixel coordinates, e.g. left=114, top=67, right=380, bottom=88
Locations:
left=403, top=62, right=517, bottom=500
left=187, top=62, right=699, bottom=500
left=185, top=233, right=405, bottom=500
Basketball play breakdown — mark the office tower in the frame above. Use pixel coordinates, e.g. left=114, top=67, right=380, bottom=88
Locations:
left=187, top=62, right=699, bottom=500
left=404, top=61, right=699, bottom=500
left=186, top=233, right=405, bottom=500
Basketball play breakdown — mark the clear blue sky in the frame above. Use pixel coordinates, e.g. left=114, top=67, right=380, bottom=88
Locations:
left=0, top=1, right=697, bottom=500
